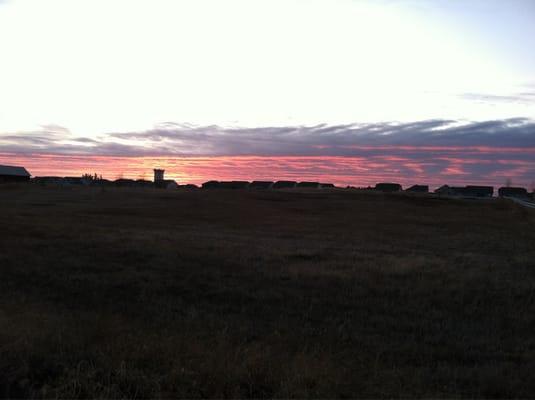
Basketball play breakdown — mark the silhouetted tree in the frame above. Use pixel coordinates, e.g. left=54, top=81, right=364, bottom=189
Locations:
left=82, top=173, right=103, bottom=181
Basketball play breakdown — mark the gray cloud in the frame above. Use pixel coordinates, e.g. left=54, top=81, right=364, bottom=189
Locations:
left=2, top=119, right=534, bottom=187
left=106, top=118, right=535, bottom=156
left=461, top=87, right=535, bottom=106
left=461, top=93, right=532, bottom=104
left=1, top=118, right=535, bottom=158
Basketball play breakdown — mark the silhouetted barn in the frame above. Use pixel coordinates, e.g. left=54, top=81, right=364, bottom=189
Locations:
left=297, top=181, right=320, bottom=188
left=250, top=181, right=274, bottom=189
left=375, top=183, right=402, bottom=192
left=320, top=183, right=335, bottom=189
left=273, top=181, right=297, bottom=189
left=0, top=165, right=31, bottom=183
left=498, top=187, right=528, bottom=198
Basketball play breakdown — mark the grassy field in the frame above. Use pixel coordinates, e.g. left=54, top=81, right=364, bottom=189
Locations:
left=1, top=184, right=535, bottom=398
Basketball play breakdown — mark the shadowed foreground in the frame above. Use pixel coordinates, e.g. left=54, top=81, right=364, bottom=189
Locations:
left=1, top=185, right=535, bottom=398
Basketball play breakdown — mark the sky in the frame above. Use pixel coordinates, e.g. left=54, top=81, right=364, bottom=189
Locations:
left=1, top=0, right=534, bottom=187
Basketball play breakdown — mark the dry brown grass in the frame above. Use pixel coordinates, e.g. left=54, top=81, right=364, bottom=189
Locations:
left=1, top=184, right=535, bottom=398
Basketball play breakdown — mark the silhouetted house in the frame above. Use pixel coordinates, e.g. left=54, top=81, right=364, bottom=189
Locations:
left=200, top=180, right=250, bottom=189
left=202, top=180, right=220, bottom=189
left=114, top=178, right=137, bottom=187
left=498, top=187, right=528, bottom=198
left=217, top=181, right=250, bottom=189
left=33, top=176, right=93, bottom=186
left=435, top=185, right=493, bottom=197
left=179, top=184, right=199, bottom=189
left=154, top=180, right=165, bottom=188
left=451, top=187, right=470, bottom=196
left=435, top=185, right=453, bottom=195
left=154, top=179, right=178, bottom=189
left=273, top=180, right=297, bottom=189
left=165, top=180, right=178, bottom=189
left=375, top=183, right=402, bottom=192
left=406, top=185, right=429, bottom=193
left=250, top=181, right=274, bottom=190
left=92, top=178, right=113, bottom=187
left=0, top=165, right=31, bottom=183
left=135, top=179, right=153, bottom=188
left=64, top=177, right=91, bottom=186
left=320, top=183, right=335, bottom=189
left=297, top=181, right=321, bottom=189
left=436, top=185, right=470, bottom=196
left=33, top=176, right=63, bottom=185
left=465, top=185, right=493, bottom=197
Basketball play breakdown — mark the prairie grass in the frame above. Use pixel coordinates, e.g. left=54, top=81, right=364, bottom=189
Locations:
left=1, top=185, right=534, bottom=398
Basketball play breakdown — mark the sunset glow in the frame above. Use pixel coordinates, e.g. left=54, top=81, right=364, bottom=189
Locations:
left=3, top=148, right=534, bottom=189
left=1, top=0, right=534, bottom=187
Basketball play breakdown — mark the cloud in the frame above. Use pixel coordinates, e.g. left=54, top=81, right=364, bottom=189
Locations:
left=2, top=118, right=535, bottom=157
left=460, top=85, right=535, bottom=107
left=106, top=118, right=535, bottom=157
left=1, top=119, right=535, bottom=188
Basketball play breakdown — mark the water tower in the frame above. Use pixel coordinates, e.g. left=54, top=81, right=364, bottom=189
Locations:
left=154, top=169, right=165, bottom=182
